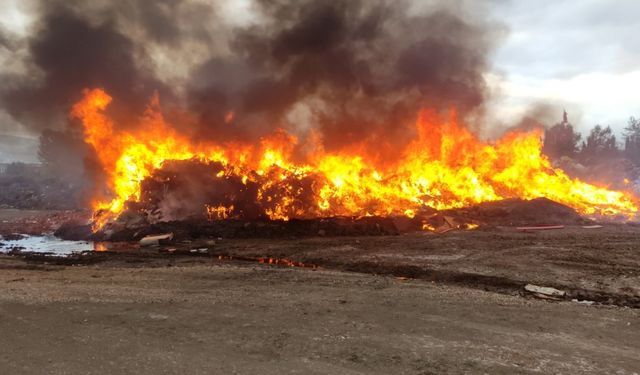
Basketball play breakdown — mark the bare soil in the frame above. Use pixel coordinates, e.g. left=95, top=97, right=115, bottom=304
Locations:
left=204, top=226, right=640, bottom=307
left=1, top=209, right=640, bottom=374
left=0, top=259, right=639, bottom=374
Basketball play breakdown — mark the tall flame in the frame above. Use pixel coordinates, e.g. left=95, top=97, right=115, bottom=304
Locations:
left=71, top=88, right=638, bottom=226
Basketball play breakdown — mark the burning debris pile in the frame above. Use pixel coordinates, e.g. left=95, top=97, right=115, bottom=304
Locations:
left=0, top=0, right=638, bottom=236
left=73, top=88, right=637, bottom=234
left=55, top=196, right=585, bottom=242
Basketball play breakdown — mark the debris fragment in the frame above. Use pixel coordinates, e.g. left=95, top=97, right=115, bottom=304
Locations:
left=187, top=247, right=208, bottom=254
left=571, top=299, right=595, bottom=305
left=581, top=225, right=603, bottom=229
left=524, top=284, right=566, bottom=298
left=443, top=216, right=457, bottom=228
left=139, top=233, right=174, bottom=246
left=435, top=226, right=455, bottom=234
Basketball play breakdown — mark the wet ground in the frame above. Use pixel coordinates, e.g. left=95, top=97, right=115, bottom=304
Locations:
left=0, top=235, right=99, bottom=255
left=1, top=209, right=639, bottom=373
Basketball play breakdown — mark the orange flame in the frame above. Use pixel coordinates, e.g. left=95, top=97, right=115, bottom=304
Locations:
left=206, top=204, right=234, bottom=220
left=71, top=88, right=638, bottom=227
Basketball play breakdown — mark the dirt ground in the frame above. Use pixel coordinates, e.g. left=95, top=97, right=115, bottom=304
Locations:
left=1, top=209, right=640, bottom=374
left=0, top=260, right=639, bottom=375
left=206, top=226, right=640, bottom=307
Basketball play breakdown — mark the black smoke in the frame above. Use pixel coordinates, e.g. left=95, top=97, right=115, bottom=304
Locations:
left=1, top=0, right=500, bottom=162
left=186, top=1, right=498, bottom=158
left=0, top=2, right=174, bottom=132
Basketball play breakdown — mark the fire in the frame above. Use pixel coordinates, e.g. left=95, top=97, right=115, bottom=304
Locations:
left=71, top=88, right=638, bottom=227
left=217, top=255, right=318, bottom=269
left=206, top=204, right=234, bottom=220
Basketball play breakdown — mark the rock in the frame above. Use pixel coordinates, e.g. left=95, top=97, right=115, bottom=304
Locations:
left=524, top=284, right=565, bottom=297
left=572, top=299, right=595, bottom=305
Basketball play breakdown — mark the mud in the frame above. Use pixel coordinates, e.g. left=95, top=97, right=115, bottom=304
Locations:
left=3, top=207, right=640, bottom=307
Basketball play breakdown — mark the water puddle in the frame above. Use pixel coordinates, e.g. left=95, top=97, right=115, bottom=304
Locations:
left=0, top=235, right=317, bottom=271
left=0, top=235, right=134, bottom=256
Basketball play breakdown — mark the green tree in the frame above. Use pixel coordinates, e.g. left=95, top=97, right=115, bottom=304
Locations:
left=623, top=117, right=640, bottom=164
left=580, top=125, right=619, bottom=163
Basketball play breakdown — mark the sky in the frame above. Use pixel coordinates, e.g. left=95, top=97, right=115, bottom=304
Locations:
left=0, top=0, right=639, bottom=162
left=486, top=0, right=640, bottom=135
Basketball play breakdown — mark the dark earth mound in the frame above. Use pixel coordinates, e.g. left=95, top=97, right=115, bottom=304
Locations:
left=55, top=198, right=585, bottom=241
left=395, top=198, right=586, bottom=232
left=436, top=197, right=586, bottom=227
left=56, top=216, right=400, bottom=241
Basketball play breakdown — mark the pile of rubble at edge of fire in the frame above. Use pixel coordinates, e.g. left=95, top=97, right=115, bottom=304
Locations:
left=54, top=197, right=594, bottom=242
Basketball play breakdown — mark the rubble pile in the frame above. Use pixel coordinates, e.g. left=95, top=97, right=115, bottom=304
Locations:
left=429, top=198, right=586, bottom=228
left=56, top=214, right=400, bottom=241
left=53, top=197, right=590, bottom=241
left=393, top=198, right=586, bottom=233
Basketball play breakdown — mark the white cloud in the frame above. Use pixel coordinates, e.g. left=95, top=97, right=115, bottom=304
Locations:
left=487, top=70, right=640, bottom=134
left=0, top=0, right=34, bottom=36
left=487, top=0, right=640, bottom=134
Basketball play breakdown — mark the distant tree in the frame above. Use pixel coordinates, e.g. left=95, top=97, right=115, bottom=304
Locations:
left=579, top=125, right=619, bottom=163
left=543, top=111, right=581, bottom=159
left=38, top=129, right=88, bottom=180
left=623, top=116, right=640, bottom=164
left=38, top=129, right=65, bottom=168
left=4, top=162, right=29, bottom=177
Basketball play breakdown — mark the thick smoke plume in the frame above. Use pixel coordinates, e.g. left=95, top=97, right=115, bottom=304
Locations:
left=0, top=0, right=503, bottom=215
left=1, top=0, right=500, bottom=160
left=0, top=1, right=171, bottom=132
